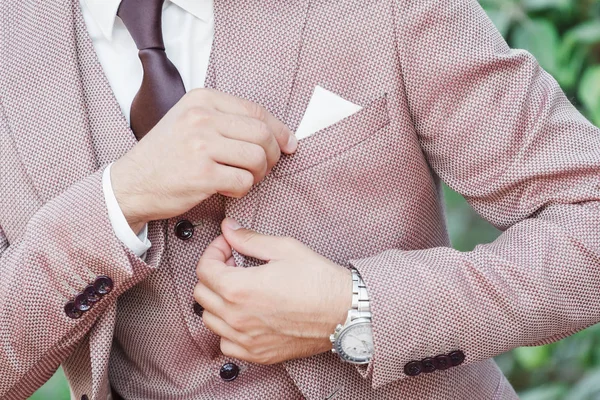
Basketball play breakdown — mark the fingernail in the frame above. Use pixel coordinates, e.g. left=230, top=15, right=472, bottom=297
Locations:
left=287, top=132, right=298, bottom=152
left=225, top=218, right=241, bottom=230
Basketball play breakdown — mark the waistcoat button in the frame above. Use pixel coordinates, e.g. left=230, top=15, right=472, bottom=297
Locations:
left=175, top=220, right=195, bottom=240
left=219, top=362, right=240, bottom=381
left=193, top=302, right=204, bottom=317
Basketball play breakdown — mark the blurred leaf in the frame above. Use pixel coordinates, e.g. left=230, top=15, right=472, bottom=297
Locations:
left=520, top=384, right=569, bottom=400
left=555, top=46, right=587, bottom=90
left=512, top=18, right=560, bottom=75
left=564, top=20, right=600, bottom=47
left=514, top=346, right=552, bottom=370
left=486, top=9, right=514, bottom=36
left=578, top=65, right=600, bottom=125
left=521, top=0, right=572, bottom=12
left=567, top=368, right=600, bottom=400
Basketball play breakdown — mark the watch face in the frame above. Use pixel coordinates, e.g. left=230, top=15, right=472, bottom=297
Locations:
left=334, top=320, right=374, bottom=364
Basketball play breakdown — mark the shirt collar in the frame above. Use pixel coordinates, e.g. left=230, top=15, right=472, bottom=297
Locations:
left=82, top=0, right=213, bottom=41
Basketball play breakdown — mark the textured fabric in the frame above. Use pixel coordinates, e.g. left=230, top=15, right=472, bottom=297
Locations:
left=1, top=0, right=600, bottom=399
left=117, top=0, right=186, bottom=139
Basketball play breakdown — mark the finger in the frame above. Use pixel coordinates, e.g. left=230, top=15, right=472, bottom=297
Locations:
left=220, top=218, right=290, bottom=261
left=225, top=256, right=236, bottom=267
left=213, top=114, right=281, bottom=171
left=188, top=89, right=297, bottom=154
left=203, top=311, right=250, bottom=348
left=211, top=164, right=255, bottom=198
left=220, top=336, right=256, bottom=362
left=197, top=236, right=233, bottom=290
left=211, top=138, right=268, bottom=184
left=193, top=283, right=227, bottom=315
left=200, top=235, right=233, bottom=262
left=196, top=258, right=229, bottom=292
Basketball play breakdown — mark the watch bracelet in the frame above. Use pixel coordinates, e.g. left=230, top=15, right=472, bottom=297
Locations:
left=350, top=269, right=371, bottom=321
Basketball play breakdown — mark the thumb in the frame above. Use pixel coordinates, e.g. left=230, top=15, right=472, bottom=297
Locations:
left=221, top=218, right=285, bottom=261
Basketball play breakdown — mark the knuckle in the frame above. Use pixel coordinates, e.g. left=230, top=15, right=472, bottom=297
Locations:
left=220, top=284, right=236, bottom=303
left=239, top=334, right=255, bottom=349
left=245, top=101, right=267, bottom=121
left=232, top=170, right=253, bottom=195
left=227, top=314, right=247, bottom=331
left=240, top=230, right=259, bottom=246
left=242, top=145, right=267, bottom=170
left=254, top=121, right=272, bottom=143
left=191, top=138, right=210, bottom=156
left=183, top=107, right=212, bottom=126
left=192, top=285, right=202, bottom=303
left=222, top=283, right=246, bottom=303
left=195, top=260, right=211, bottom=282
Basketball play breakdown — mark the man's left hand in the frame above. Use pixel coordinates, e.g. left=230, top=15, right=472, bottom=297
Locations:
left=194, top=218, right=352, bottom=365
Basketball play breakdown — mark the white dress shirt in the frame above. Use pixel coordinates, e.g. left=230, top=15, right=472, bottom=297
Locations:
left=81, top=0, right=215, bottom=257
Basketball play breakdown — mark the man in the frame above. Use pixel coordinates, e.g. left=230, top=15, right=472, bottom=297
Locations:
left=1, top=0, right=599, bottom=398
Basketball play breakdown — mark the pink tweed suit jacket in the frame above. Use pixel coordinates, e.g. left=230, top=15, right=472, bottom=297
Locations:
left=2, top=0, right=600, bottom=398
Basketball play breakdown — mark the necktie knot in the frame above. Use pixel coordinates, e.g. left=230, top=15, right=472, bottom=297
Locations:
left=117, top=0, right=166, bottom=50
left=116, top=0, right=186, bottom=140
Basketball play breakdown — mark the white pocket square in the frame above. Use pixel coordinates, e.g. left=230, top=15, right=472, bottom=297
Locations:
left=295, top=86, right=363, bottom=140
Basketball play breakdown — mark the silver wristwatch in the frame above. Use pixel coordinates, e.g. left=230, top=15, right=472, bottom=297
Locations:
left=330, top=269, right=374, bottom=364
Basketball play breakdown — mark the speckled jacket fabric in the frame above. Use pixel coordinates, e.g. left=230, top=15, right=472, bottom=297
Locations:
left=2, top=0, right=600, bottom=398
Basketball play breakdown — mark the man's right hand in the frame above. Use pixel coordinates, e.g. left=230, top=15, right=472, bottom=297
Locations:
left=110, top=89, right=298, bottom=234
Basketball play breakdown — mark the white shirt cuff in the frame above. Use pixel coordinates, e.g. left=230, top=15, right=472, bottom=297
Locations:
left=102, top=163, right=151, bottom=258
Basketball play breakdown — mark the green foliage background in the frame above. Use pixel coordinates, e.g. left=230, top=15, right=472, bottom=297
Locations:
left=29, top=0, right=600, bottom=398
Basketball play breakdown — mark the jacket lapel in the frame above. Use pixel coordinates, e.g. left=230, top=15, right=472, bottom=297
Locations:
left=2, top=0, right=136, bottom=204
left=212, top=0, right=310, bottom=266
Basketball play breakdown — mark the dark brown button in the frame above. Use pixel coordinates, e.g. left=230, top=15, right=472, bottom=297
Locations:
left=219, top=362, right=239, bottom=381
left=403, top=361, right=423, bottom=377
left=81, top=395, right=89, bottom=400
left=83, top=284, right=101, bottom=303
left=93, top=276, right=113, bottom=295
left=74, top=292, right=92, bottom=312
left=64, top=301, right=82, bottom=319
left=449, top=350, right=465, bottom=367
left=175, top=220, right=194, bottom=240
left=193, top=302, right=204, bottom=317
left=421, top=357, right=436, bottom=373
left=434, top=355, right=452, bottom=370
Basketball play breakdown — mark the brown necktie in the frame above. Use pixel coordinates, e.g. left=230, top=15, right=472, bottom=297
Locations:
left=117, top=0, right=186, bottom=140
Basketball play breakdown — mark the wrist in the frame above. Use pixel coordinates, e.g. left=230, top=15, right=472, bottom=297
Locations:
left=111, top=158, right=150, bottom=235
left=330, top=266, right=353, bottom=333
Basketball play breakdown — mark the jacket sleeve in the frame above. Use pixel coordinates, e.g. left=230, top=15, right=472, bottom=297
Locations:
left=0, top=112, right=165, bottom=399
left=350, top=0, right=600, bottom=389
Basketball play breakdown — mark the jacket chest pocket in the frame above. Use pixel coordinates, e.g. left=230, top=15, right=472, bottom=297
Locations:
left=272, top=94, right=391, bottom=176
